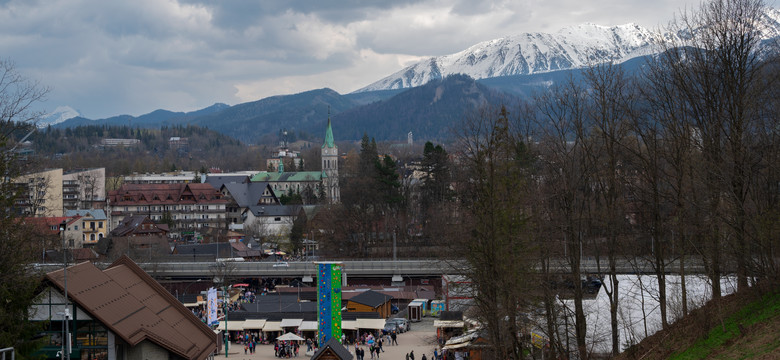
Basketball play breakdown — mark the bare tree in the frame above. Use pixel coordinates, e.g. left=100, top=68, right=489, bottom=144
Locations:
left=652, top=0, right=776, bottom=294
left=451, top=104, right=536, bottom=359
left=535, top=76, right=593, bottom=358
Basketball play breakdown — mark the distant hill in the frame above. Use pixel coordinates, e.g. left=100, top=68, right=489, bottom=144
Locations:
left=333, top=74, right=518, bottom=141
left=186, top=88, right=357, bottom=143
left=57, top=103, right=229, bottom=129
left=52, top=62, right=655, bottom=144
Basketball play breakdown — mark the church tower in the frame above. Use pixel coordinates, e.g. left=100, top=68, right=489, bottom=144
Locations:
left=321, top=114, right=339, bottom=203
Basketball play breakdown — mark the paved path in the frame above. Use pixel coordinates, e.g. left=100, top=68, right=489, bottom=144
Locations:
left=219, top=317, right=441, bottom=360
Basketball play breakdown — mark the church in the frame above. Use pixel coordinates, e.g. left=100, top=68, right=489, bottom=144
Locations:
left=250, top=117, right=340, bottom=204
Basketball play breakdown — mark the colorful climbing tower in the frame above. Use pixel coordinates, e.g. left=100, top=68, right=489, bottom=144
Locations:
left=316, top=262, right=343, bottom=346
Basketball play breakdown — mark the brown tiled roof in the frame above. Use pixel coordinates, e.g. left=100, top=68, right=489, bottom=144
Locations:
left=46, top=256, right=217, bottom=360
left=107, top=183, right=227, bottom=205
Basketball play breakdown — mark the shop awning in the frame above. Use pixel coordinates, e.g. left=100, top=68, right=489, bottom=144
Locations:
left=356, top=318, right=386, bottom=330
left=216, top=321, right=245, bottom=331
left=341, top=320, right=357, bottom=330
left=434, top=320, right=465, bottom=328
left=263, top=321, right=282, bottom=332
left=280, top=318, right=303, bottom=328
left=242, top=319, right=267, bottom=330
left=299, top=321, right=318, bottom=331
left=442, top=342, right=471, bottom=350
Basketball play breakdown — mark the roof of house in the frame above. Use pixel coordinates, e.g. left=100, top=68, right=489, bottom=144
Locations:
left=64, top=209, right=107, bottom=220
left=45, top=256, right=217, bottom=360
left=249, top=171, right=325, bottom=183
left=222, top=182, right=277, bottom=207
left=348, top=290, right=393, bottom=308
left=71, top=248, right=99, bottom=261
left=312, top=337, right=353, bottom=360
left=107, top=183, right=227, bottom=205
left=110, top=215, right=166, bottom=237
left=204, top=175, right=249, bottom=190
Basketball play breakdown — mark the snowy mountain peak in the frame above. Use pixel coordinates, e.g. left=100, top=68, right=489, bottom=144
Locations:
left=355, top=9, right=780, bottom=93
left=40, top=106, right=80, bottom=127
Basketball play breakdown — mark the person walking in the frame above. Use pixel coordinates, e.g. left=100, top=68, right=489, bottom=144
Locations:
left=410, top=350, right=415, bottom=360
left=391, top=331, right=398, bottom=345
left=421, top=354, right=427, bottom=360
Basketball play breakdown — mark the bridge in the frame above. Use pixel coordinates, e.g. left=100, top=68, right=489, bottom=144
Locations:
left=33, top=257, right=707, bottom=280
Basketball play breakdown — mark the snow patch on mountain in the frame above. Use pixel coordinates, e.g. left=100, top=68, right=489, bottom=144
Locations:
left=40, top=106, right=80, bottom=127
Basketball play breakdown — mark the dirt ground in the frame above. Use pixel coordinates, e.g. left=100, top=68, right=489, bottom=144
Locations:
left=219, top=317, right=442, bottom=360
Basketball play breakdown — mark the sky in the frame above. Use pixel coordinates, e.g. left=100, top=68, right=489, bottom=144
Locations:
left=0, top=0, right=702, bottom=119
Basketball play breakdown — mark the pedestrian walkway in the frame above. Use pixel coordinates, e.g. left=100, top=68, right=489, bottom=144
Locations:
left=219, top=317, right=440, bottom=360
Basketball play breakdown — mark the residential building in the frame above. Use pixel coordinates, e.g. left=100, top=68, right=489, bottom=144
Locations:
left=106, top=183, right=228, bottom=238
left=13, top=168, right=64, bottom=217
left=105, top=215, right=170, bottom=260
left=242, top=205, right=300, bottom=242
left=219, top=181, right=280, bottom=230
left=65, top=209, right=108, bottom=247
left=62, top=168, right=106, bottom=210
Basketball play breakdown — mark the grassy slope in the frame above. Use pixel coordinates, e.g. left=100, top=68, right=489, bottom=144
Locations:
left=618, top=283, right=780, bottom=360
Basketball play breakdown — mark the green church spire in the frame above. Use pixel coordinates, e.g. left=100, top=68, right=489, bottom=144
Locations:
left=322, top=109, right=335, bottom=149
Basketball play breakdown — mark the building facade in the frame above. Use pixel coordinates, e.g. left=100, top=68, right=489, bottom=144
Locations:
left=106, top=183, right=228, bottom=238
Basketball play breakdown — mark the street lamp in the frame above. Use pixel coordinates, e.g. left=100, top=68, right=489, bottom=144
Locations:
left=59, top=220, right=70, bottom=360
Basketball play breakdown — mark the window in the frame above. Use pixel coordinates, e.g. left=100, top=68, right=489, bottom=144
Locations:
left=90, top=234, right=95, bottom=241
left=74, top=225, right=79, bottom=230
left=99, top=222, right=103, bottom=229
left=90, top=221, right=95, bottom=229
left=274, top=217, right=281, bottom=221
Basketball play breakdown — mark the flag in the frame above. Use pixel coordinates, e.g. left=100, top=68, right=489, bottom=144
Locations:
left=207, top=287, right=218, bottom=326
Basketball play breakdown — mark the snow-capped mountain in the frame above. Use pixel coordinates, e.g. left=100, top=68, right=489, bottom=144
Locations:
left=356, top=8, right=780, bottom=93
left=39, top=106, right=80, bottom=127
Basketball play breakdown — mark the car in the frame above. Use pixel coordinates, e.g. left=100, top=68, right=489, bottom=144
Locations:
left=272, top=262, right=289, bottom=267
left=387, top=318, right=408, bottom=333
left=382, top=322, right=399, bottom=335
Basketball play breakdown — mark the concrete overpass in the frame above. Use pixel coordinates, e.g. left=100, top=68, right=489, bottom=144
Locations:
left=33, top=257, right=707, bottom=280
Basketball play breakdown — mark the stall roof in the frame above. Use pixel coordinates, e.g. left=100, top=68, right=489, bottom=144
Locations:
left=280, top=318, right=303, bottom=328
left=299, top=321, right=318, bottom=331
left=341, top=320, right=357, bottom=330
left=356, top=318, right=386, bottom=330
left=434, top=320, right=465, bottom=328
left=242, top=319, right=266, bottom=330
left=263, top=321, right=282, bottom=332
left=216, top=320, right=245, bottom=331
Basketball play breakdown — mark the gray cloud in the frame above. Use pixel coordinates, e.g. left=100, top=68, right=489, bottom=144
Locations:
left=0, top=0, right=698, bottom=118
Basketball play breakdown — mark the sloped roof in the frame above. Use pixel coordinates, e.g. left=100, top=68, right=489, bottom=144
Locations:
left=250, top=171, right=324, bottom=182
left=65, top=209, right=107, bottom=220
left=348, top=290, right=393, bottom=308
left=204, top=175, right=249, bottom=190
left=107, top=183, right=227, bottom=205
left=110, top=215, right=166, bottom=237
left=222, top=182, right=276, bottom=207
left=312, top=337, right=352, bottom=360
left=45, top=256, right=217, bottom=360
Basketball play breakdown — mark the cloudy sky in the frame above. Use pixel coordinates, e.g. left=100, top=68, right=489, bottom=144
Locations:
left=0, top=0, right=700, bottom=119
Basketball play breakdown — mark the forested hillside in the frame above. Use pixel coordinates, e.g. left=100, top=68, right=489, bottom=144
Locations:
left=29, top=124, right=266, bottom=176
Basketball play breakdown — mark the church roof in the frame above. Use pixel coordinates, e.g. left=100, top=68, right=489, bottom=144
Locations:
left=322, top=117, right=335, bottom=149
left=250, top=171, right=324, bottom=182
